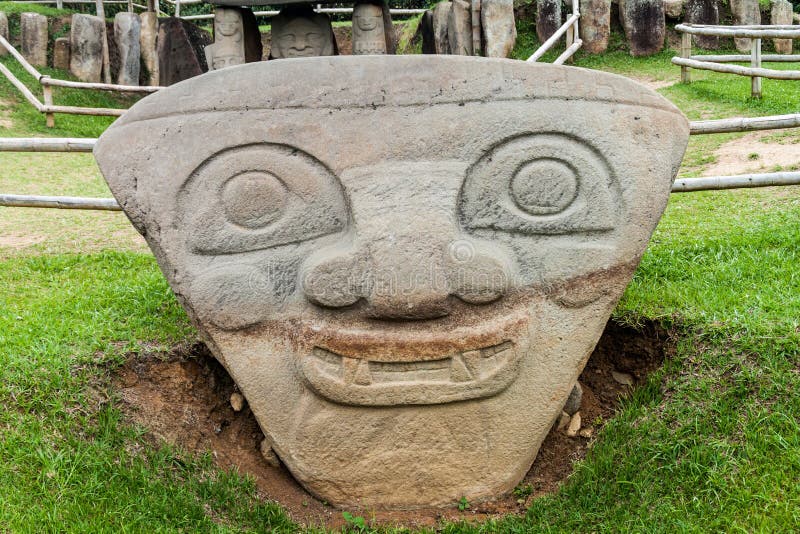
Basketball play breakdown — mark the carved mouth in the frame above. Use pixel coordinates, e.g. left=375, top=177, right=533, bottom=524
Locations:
left=299, top=341, right=520, bottom=406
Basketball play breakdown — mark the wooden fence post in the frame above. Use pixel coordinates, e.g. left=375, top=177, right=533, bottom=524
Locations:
left=751, top=38, right=762, bottom=98
left=681, top=31, right=692, bottom=83
left=42, top=84, right=55, bottom=128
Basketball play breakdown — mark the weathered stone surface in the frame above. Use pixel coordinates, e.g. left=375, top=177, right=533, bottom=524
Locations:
left=205, top=7, right=245, bottom=70
left=620, top=0, right=665, bottom=56
left=140, top=12, right=159, bottom=86
left=270, top=5, right=336, bottom=59
left=115, top=12, right=141, bottom=85
left=353, top=2, right=388, bottom=54
left=69, top=14, right=104, bottom=83
left=447, top=0, right=472, bottom=55
left=482, top=0, right=516, bottom=58
left=684, top=0, right=719, bottom=49
left=422, top=1, right=451, bottom=54
left=665, top=0, right=684, bottom=18
left=53, top=37, right=70, bottom=70
left=0, top=12, right=8, bottom=57
left=771, top=0, right=793, bottom=54
left=157, top=17, right=212, bottom=86
left=20, top=12, right=48, bottom=67
left=731, top=0, right=759, bottom=52
left=579, top=0, right=611, bottom=54
left=536, top=0, right=561, bottom=42
left=94, top=56, right=689, bottom=508
left=420, top=10, right=436, bottom=53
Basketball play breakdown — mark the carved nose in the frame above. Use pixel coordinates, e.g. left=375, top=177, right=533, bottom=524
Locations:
left=300, top=237, right=512, bottom=320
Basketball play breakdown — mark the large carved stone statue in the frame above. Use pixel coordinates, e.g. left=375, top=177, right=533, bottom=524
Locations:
left=205, top=7, right=245, bottom=70
left=269, top=6, right=336, bottom=59
left=94, top=56, right=689, bottom=508
left=352, top=2, right=388, bottom=55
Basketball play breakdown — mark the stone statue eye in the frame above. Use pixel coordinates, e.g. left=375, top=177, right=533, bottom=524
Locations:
left=459, top=133, right=619, bottom=234
left=179, top=144, right=348, bottom=255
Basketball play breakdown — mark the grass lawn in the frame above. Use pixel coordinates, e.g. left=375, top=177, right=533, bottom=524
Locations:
left=1, top=12, right=799, bottom=532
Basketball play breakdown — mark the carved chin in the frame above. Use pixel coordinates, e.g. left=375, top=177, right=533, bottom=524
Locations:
left=299, top=341, right=520, bottom=406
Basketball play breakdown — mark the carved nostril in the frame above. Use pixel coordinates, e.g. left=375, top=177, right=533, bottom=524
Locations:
left=300, top=248, right=368, bottom=308
left=448, top=240, right=512, bottom=305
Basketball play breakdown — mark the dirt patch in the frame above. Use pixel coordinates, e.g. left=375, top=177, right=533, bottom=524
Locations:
left=0, top=233, right=46, bottom=249
left=0, top=97, right=14, bottom=129
left=626, top=76, right=676, bottom=91
left=703, top=131, right=800, bottom=176
left=112, top=319, right=673, bottom=530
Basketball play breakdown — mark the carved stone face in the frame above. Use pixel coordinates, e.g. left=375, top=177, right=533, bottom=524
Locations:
left=215, top=8, right=241, bottom=38
left=94, top=56, right=689, bottom=508
left=352, top=3, right=386, bottom=55
left=271, top=13, right=334, bottom=58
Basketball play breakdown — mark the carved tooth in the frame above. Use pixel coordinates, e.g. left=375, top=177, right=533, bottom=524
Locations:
left=461, top=350, right=482, bottom=378
left=354, top=359, right=372, bottom=386
left=450, top=354, right=474, bottom=382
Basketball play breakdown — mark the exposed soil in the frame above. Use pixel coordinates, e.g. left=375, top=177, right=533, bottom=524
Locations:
left=702, top=131, right=800, bottom=176
left=113, top=319, right=673, bottom=529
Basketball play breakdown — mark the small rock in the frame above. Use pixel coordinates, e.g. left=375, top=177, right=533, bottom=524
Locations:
left=664, top=0, right=683, bottom=19
left=260, top=438, right=281, bottom=468
left=611, top=370, right=634, bottom=386
left=579, top=427, right=594, bottom=438
left=230, top=392, right=245, bottom=411
left=556, top=411, right=571, bottom=431
left=564, top=382, right=582, bottom=415
left=566, top=411, right=581, bottom=437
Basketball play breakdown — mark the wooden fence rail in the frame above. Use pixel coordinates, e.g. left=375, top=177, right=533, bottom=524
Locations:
left=674, top=24, right=800, bottom=98
left=527, top=0, right=582, bottom=64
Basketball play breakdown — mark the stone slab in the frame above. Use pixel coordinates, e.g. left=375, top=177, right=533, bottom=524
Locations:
left=20, top=12, right=48, bottom=67
left=115, top=12, right=141, bottom=85
left=69, top=14, right=104, bottom=83
left=0, top=12, right=8, bottom=57
left=53, top=37, right=70, bottom=70
left=158, top=17, right=212, bottom=86
left=140, top=12, right=159, bottom=86
left=482, top=0, right=516, bottom=58
left=94, top=56, right=689, bottom=509
left=771, top=0, right=793, bottom=54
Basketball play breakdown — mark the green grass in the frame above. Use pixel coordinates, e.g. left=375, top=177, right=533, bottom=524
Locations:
left=1, top=19, right=800, bottom=532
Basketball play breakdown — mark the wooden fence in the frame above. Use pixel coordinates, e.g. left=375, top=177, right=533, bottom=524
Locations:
left=674, top=24, right=800, bottom=98
left=527, top=0, right=581, bottom=64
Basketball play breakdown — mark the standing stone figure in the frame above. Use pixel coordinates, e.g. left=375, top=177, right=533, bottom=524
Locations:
left=205, top=8, right=245, bottom=70
left=482, top=0, right=516, bottom=58
left=270, top=6, right=336, bottom=59
left=579, top=0, right=611, bottom=54
left=140, top=12, right=159, bottom=86
left=70, top=14, right=105, bottom=82
left=730, top=0, right=759, bottom=52
left=0, top=12, right=8, bottom=57
left=53, top=37, right=70, bottom=70
left=447, top=0, right=473, bottom=55
left=684, top=0, right=719, bottom=49
left=115, top=12, right=141, bottom=85
left=536, top=0, right=561, bottom=43
left=771, top=0, right=793, bottom=54
left=353, top=2, right=388, bottom=55
left=619, top=0, right=665, bottom=56
left=20, top=12, right=48, bottom=67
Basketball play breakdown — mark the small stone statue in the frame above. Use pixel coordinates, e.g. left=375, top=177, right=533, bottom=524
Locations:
left=352, top=2, right=387, bottom=55
left=205, top=7, right=245, bottom=70
left=270, top=5, right=336, bottom=59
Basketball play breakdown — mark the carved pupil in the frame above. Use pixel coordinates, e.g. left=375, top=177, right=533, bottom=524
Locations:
left=222, top=171, right=287, bottom=228
left=510, top=159, right=578, bottom=215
